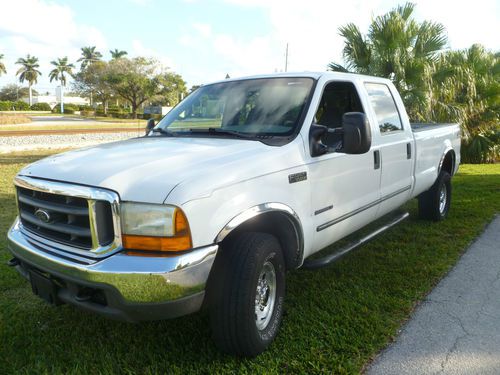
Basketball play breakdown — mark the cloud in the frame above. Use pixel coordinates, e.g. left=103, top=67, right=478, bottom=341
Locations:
left=193, top=23, right=212, bottom=38
left=221, top=0, right=390, bottom=72
left=222, top=0, right=500, bottom=73
left=130, top=39, right=176, bottom=70
left=0, top=0, right=107, bottom=90
left=413, top=0, right=500, bottom=50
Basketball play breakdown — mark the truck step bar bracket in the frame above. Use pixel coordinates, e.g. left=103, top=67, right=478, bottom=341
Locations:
left=302, top=211, right=409, bottom=270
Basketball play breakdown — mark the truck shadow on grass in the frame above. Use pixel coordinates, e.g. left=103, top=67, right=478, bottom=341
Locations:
left=0, top=164, right=499, bottom=374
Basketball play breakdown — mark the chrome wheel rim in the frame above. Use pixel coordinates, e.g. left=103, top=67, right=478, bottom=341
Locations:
left=255, top=261, right=277, bottom=331
left=439, top=184, right=447, bottom=214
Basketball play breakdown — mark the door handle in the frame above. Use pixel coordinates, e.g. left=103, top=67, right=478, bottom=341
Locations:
left=374, top=150, right=380, bottom=169
left=406, top=143, right=412, bottom=159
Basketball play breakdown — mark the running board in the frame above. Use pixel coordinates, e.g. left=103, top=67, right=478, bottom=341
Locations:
left=302, top=211, right=410, bottom=270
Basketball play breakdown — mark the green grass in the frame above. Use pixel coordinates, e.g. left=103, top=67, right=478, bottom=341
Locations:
left=0, top=152, right=499, bottom=374
left=0, top=122, right=145, bottom=132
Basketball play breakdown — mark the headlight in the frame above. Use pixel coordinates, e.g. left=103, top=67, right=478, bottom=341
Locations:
left=121, top=202, right=192, bottom=252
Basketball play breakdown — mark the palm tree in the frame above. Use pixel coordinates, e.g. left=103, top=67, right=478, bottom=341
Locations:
left=15, top=54, right=42, bottom=106
left=110, top=49, right=127, bottom=59
left=49, top=57, right=76, bottom=113
left=430, top=45, right=499, bottom=162
left=77, top=46, right=102, bottom=70
left=328, top=2, right=447, bottom=121
left=0, top=54, right=6, bottom=76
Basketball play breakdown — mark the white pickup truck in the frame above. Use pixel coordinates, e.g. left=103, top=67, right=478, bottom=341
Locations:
left=7, top=72, right=460, bottom=357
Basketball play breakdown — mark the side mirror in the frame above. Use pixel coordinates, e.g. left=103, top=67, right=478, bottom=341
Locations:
left=309, top=123, right=329, bottom=157
left=341, top=112, right=371, bottom=154
left=145, top=118, right=156, bottom=135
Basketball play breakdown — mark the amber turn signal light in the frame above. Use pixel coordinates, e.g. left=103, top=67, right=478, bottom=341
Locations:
left=123, top=209, right=192, bottom=252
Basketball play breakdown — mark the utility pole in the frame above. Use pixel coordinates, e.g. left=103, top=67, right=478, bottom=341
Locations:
left=284, top=43, right=289, bottom=72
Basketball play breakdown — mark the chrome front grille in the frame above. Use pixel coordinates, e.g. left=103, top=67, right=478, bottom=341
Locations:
left=18, top=186, right=94, bottom=248
left=14, top=176, right=122, bottom=258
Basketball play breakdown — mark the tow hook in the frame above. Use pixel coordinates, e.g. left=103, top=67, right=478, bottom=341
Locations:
left=75, top=288, right=94, bottom=302
left=7, top=258, right=20, bottom=267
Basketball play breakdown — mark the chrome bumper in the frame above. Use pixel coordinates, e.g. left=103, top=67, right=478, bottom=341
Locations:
left=7, top=218, right=218, bottom=320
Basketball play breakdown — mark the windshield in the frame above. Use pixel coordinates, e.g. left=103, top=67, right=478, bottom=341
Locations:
left=155, top=77, right=314, bottom=137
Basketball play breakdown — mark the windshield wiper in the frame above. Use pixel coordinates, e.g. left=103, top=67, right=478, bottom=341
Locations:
left=188, top=128, right=268, bottom=139
left=151, top=127, right=176, bottom=136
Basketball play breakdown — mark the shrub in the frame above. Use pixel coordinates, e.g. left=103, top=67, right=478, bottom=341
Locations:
left=13, top=101, right=30, bottom=111
left=30, top=102, right=52, bottom=111
left=0, top=101, right=13, bottom=111
left=80, top=110, right=95, bottom=117
left=141, top=113, right=161, bottom=120
left=79, top=104, right=93, bottom=111
left=461, top=129, right=500, bottom=163
left=52, top=103, right=78, bottom=114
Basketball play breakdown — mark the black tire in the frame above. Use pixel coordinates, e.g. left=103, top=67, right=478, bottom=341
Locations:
left=208, top=232, right=286, bottom=357
left=418, top=170, right=451, bottom=221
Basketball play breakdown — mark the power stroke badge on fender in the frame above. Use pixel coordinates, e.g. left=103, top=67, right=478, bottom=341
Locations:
left=288, top=172, right=307, bottom=184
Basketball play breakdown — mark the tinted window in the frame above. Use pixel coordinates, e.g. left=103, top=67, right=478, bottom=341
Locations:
left=315, top=81, right=364, bottom=148
left=365, top=83, right=403, bottom=133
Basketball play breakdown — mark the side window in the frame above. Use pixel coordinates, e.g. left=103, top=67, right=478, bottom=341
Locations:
left=364, top=83, right=403, bottom=133
left=314, top=82, right=364, bottom=147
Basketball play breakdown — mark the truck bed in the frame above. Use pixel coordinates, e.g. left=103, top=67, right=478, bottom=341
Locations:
left=411, top=123, right=458, bottom=132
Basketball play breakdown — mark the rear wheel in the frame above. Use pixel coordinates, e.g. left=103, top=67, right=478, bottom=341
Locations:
left=418, top=170, right=451, bottom=221
left=209, top=232, right=286, bottom=357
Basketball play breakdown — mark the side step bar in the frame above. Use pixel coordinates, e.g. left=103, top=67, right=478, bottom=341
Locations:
left=302, top=211, right=409, bottom=270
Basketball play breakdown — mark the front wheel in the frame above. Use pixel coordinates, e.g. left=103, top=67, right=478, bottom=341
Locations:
left=418, top=170, right=451, bottom=221
left=209, top=232, right=286, bottom=357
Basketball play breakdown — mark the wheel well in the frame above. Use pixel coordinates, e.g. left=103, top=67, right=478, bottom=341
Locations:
left=220, top=211, right=303, bottom=270
left=440, top=150, right=455, bottom=176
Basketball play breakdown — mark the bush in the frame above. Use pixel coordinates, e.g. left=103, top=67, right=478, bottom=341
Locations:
left=79, top=105, right=93, bottom=111
left=461, top=130, right=500, bottom=163
left=12, top=101, right=30, bottom=110
left=30, top=102, right=52, bottom=111
left=80, top=110, right=95, bottom=117
left=141, top=113, right=162, bottom=120
left=52, top=103, right=78, bottom=114
left=0, top=101, right=13, bottom=111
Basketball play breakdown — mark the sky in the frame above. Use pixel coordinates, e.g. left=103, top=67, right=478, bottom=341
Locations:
left=0, top=0, right=498, bottom=94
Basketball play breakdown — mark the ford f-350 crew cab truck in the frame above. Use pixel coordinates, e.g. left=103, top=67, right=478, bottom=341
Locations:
left=7, top=72, right=460, bottom=357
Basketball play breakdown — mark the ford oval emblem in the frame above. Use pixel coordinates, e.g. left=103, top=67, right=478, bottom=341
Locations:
left=34, top=209, right=51, bottom=223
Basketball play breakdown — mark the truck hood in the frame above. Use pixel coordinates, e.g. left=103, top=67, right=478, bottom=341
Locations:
left=19, top=136, right=303, bottom=204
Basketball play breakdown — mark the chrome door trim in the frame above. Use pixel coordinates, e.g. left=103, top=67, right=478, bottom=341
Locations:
left=317, top=185, right=411, bottom=232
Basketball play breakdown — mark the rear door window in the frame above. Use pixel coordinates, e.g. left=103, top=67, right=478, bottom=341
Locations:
left=364, top=83, right=403, bottom=133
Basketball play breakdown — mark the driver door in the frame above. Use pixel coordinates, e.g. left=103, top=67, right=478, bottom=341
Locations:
left=307, top=81, right=381, bottom=252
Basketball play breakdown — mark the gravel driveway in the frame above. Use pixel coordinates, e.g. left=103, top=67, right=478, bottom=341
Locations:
left=0, top=132, right=140, bottom=153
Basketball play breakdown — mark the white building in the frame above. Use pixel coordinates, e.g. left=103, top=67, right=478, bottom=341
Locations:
left=22, top=86, right=89, bottom=109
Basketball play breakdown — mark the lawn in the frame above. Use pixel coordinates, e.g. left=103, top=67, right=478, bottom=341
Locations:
left=0, top=151, right=499, bottom=374
left=0, top=121, right=145, bottom=132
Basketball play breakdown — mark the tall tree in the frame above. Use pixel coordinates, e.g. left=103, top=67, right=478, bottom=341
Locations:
left=328, top=2, right=447, bottom=120
left=155, top=72, right=188, bottom=106
left=105, top=57, right=161, bottom=118
left=15, top=54, right=42, bottom=106
left=430, top=45, right=499, bottom=162
left=49, top=57, right=75, bottom=113
left=72, top=61, right=113, bottom=114
left=0, top=54, right=6, bottom=76
left=77, top=46, right=103, bottom=70
left=0, top=84, right=36, bottom=101
left=110, top=49, right=128, bottom=59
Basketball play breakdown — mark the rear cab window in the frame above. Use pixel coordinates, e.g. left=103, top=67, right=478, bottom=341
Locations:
left=364, top=83, right=403, bottom=134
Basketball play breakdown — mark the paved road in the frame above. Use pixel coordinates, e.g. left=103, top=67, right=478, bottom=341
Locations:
left=367, top=216, right=500, bottom=375
left=27, top=115, right=144, bottom=127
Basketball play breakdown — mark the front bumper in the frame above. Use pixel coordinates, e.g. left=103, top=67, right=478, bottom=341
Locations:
left=7, top=218, right=218, bottom=322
